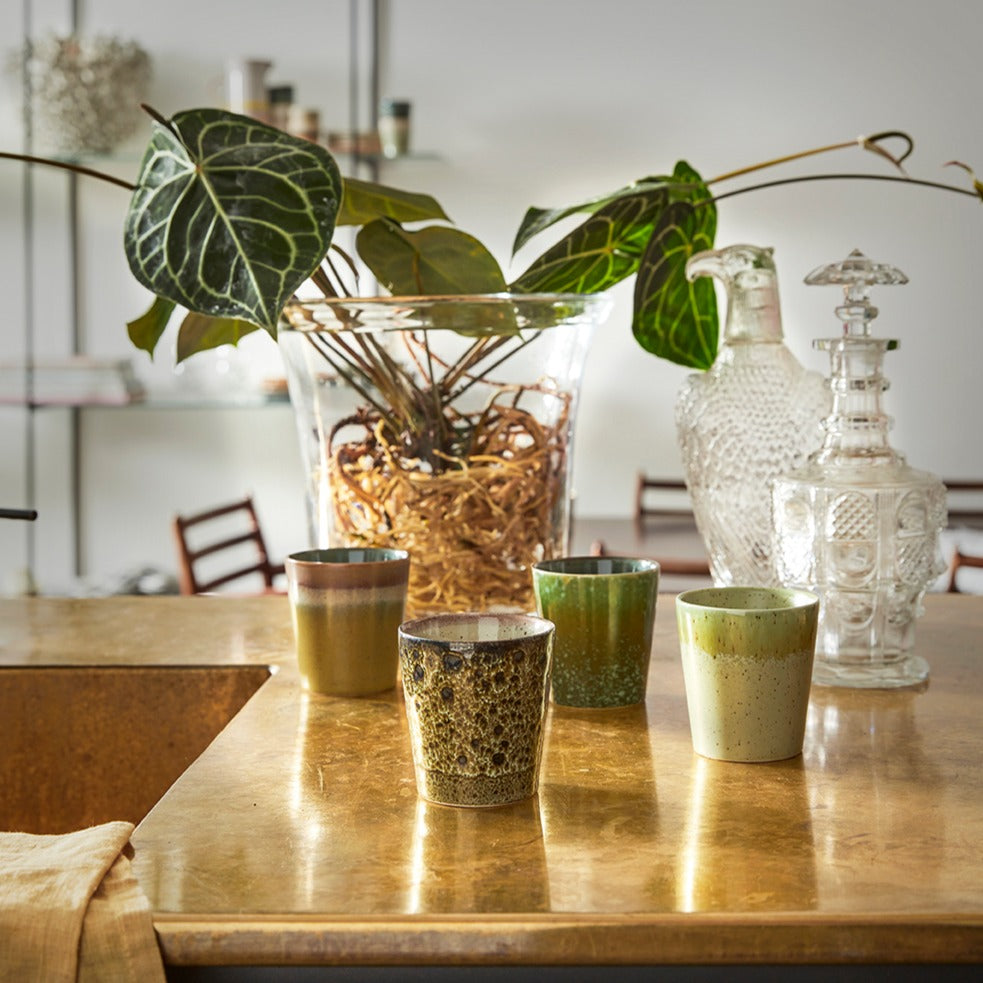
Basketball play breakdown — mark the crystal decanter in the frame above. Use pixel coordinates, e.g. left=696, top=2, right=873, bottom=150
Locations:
left=676, top=244, right=829, bottom=586
left=771, top=249, right=946, bottom=688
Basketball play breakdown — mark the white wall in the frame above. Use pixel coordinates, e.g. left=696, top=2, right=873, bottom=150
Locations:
left=1, top=0, right=981, bottom=593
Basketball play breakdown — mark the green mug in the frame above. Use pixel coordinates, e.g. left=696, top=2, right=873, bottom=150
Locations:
left=532, top=556, right=660, bottom=708
left=675, top=586, right=819, bottom=762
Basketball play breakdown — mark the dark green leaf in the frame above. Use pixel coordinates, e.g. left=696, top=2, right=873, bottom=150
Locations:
left=123, top=107, right=341, bottom=339
left=356, top=219, right=507, bottom=295
left=508, top=188, right=668, bottom=294
left=176, top=313, right=261, bottom=363
left=339, top=177, right=451, bottom=226
left=632, top=199, right=718, bottom=370
left=665, top=160, right=709, bottom=205
left=511, top=176, right=672, bottom=256
left=126, top=295, right=176, bottom=358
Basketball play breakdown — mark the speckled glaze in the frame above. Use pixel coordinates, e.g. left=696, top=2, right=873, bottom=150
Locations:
left=676, top=586, right=819, bottom=762
left=532, top=557, right=659, bottom=708
left=286, top=548, right=409, bottom=697
left=398, top=613, right=554, bottom=807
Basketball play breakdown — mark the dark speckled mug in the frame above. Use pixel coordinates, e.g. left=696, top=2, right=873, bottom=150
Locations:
left=532, top=556, right=660, bottom=708
left=398, top=613, right=555, bottom=808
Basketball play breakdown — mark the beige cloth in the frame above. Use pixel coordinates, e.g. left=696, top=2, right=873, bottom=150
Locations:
left=0, top=821, right=165, bottom=982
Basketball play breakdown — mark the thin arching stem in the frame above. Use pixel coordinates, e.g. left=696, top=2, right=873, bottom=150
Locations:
left=709, top=171, right=978, bottom=204
left=0, top=151, right=136, bottom=191
left=707, top=131, right=915, bottom=186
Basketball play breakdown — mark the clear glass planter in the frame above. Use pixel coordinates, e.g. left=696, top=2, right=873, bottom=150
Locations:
left=279, top=294, right=610, bottom=616
left=771, top=250, right=947, bottom=688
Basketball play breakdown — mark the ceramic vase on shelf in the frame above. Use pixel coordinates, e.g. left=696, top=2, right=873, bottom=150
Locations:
left=771, top=249, right=946, bottom=689
left=279, top=293, right=611, bottom=617
left=675, top=244, right=830, bottom=587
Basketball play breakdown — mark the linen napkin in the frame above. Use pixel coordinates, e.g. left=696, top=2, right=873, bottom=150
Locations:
left=0, top=820, right=165, bottom=982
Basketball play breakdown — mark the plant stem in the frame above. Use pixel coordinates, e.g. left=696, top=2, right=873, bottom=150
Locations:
left=0, top=151, right=136, bottom=191
left=708, top=139, right=857, bottom=185
left=706, top=131, right=913, bottom=187
left=709, top=171, right=979, bottom=204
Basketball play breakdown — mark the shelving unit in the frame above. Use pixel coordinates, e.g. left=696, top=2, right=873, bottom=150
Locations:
left=9, top=0, right=422, bottom=590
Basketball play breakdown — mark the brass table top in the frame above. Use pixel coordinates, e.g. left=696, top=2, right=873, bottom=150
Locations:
left=1, top=594, right=981, bottom=967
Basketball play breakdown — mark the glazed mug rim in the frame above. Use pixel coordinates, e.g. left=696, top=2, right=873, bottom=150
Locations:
left=287, top=547, right=409, bottom=567
left=532, top=555, right=660, bottom=578
left=676, top=586, right=819, bottom=614
left=399, top=611, right=554, bottom=646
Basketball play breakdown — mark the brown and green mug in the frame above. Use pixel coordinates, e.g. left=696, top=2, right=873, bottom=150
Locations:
left=286, top=548, right=409, bottom=697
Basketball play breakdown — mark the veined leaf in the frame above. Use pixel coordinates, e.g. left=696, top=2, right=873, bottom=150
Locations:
left=356, top=219, right=507, bottom=295
left=665, top=160, right=709, bottom=204
left=124, top=107, right=341, bottom=340
left=508, top=189, right=668, bottom=294
left=632, top=199, right=718, bottom=370
left=176, top=313, right=261, bottom=363
left=127, top=295, right=176, bottom=358
left=511, top=176, right=672, bottom=256
left=339, top=177, right=451, bottom=226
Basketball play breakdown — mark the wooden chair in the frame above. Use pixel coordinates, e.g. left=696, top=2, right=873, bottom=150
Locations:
left=942, top=481, right=983, bottom=593
left=588, top=537, right=711, bottom=579
left=946, top=550, right=983, bottom=593
left=634, top=473, right=694, bottom=527
left=945, top=480, right=983, bottom=528
left=172, top=496, right=286, bottom=595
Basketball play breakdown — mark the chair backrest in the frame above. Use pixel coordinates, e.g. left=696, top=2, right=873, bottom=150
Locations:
left=172, top=496, right=285, bottom=595
left=945, top=481, right=983, bottom=528
left=588, top=537, right=711, bottom=579
left=947, top=550, right=983, bottom=593
left=635, top=474, right=694, bottom=526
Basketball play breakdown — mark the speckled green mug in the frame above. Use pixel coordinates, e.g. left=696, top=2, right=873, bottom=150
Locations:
left=675, top=587, right=819, bottom=763
left=399, top=613, right=554, bottom=808
left=532, top=557, right=660, bottom=708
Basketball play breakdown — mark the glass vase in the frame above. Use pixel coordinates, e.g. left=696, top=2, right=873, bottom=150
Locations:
left=676, top=244, right=830, bottom=586
left=771, top=250, right=947, bottom=688
left=279, top=294, right=610, bottom=617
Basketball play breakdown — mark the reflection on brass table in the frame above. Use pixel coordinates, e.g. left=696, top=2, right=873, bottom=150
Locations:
left=0, top=595, right=981, bottom=968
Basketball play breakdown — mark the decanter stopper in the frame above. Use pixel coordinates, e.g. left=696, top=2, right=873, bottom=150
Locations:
left=771, top=249, right=947, bottom=689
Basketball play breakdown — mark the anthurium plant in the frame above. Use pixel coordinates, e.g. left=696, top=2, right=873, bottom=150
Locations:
left=4, top=107, right=980, bottom=613
left=8, top=106, right=977, bottom=372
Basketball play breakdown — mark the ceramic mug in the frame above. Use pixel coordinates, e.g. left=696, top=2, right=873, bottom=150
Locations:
left=675, top=586, right=819, bottom=762
left=398, top=612, right=554, bottom=807
left=532, top=556, right=660, bottom=707
left=286, top=548, right=409, bottom=697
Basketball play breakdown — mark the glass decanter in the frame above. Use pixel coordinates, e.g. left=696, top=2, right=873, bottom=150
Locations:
left=771, top=249, right=947, bottom=688
left=676, top=244, right=830, bottom=586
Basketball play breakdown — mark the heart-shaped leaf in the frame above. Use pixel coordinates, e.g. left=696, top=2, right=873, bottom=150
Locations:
left=632, top=199, right=718, bottom=369
left=511, top=175, right=673, bottom=256
left=176, top=313, right=261, bottom=362
left=356, top=218, right=507, bottom=295
left=124, top=107, right=341, bottom=336
left=508, top=188, right=668, bottom=295
left=126, top=295, right=176, bottom=358
left=339, top=177, right=451, bottom=226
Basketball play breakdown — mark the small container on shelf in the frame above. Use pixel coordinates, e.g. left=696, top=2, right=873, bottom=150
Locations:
left=377, top=98, right=411, bottom=158
left=267, top=84, right=294, bottom=132
left=287, top=105, right=321, bottom=143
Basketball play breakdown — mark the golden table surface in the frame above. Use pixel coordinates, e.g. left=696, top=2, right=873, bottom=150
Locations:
left=1, top=594, right=982, bottom=969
